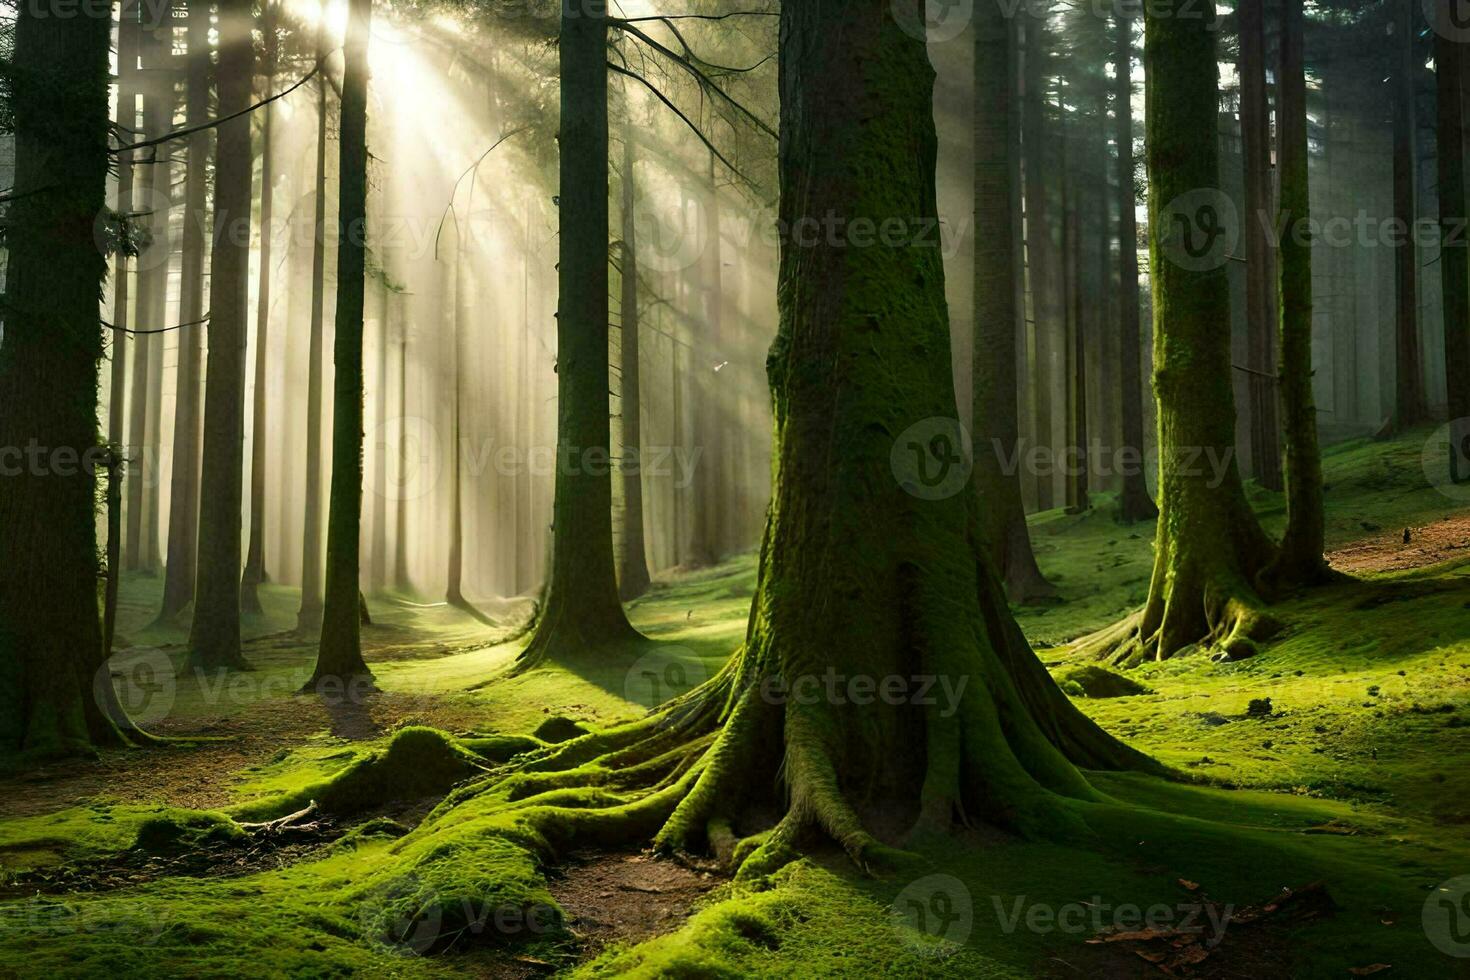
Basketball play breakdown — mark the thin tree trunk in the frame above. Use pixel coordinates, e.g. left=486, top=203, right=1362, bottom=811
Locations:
left=1435, top=7, right=1470, bottom=480
left=186, top=0, right=254, bottom=672
left=310, top=0, right=375, bottom=688
left=0, top=0, right=128, bottom=757
left=297, top=4, right=331, bottom=633
left=975, top=0, right=1055, bottom=603
left=1394, top=0, right=1429, bottom=428
left=517, top=0, right=640, bottom=669
left=618, top=114, right=652, bottom=600
left=394, top=332, right=411, bottom=590
left=1238, top=0, right=1284, bottom=491
left=1065, top=203, right=1089, bottom=513
left=1113, top=14, right=1157, bottom=522
left=1271, top=0, right=1328, bottom=583
left=156, top=0, right=211, bottom=624
left=241, top=3, right=278, bottom=614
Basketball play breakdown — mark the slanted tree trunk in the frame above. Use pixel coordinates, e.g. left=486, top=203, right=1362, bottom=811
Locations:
left=1394, top=0, right=1429, bottom=429
left=186, top=0, right=254, bottom=673
left=1112, top=14, right=1158, bottom=523
left=309, top=0, right=375, bottom=690
left=156, top=0, right=211, bottom=625
left=975, top=2, right=1055, bottom=603
left=1271, top=0, right=1328, bottom=584
left=0, top=0, right=130, bottom=758
left=1238, top=0, right=1283, bottom=491
left=241, top=2, right=279, bottom=615
left=617, top=114, right=652, bottom=600
left=297, top=5, right=331, bottom=633
left=1086, top=0, right=1281, bottom=664
left=1435, top=8, right=1470, bottom=481
left=516, top=0, right=640, bottom=669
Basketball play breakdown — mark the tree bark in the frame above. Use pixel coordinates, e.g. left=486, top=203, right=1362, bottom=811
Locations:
left=186, top=0, right=255, bottom=672
left=0, top=0, right=128, bottom=757
left=1087, top=0, right=1281, bottom=664
left=1435, top=8, right=1470, bottom=480
left=297, top=3, right=331, bottom=633
left=618, top=114, right=652, bottom=600
left=156, top=0, right=212, bottom=625
left=1271, top=0, right=1328, bottom=584
left=309, top=0, right=375, bottom=689
left=974, top=4, right=1055, bottom=603
left=1394, top=0, right=1430, bottom=429
left=1023, top=17, right=1060, bottom=511
left=1113, top=14, right=1158, bottom=523
left=241, top=3, right=279, bottom=615
left=1238, top=0, right=1283, bottom=492
left=517, top=0, right=641, bottom=669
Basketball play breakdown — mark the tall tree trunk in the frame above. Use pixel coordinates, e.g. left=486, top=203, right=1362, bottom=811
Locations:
left=618, top=115, right=652, bottom=600
left=1394, top=0, right=1429, bottom=428
left=447, top=230, right=469, bottom=609
left=186, top=0, right=254, bottom=672
left=241, top=3, right=279, bottom=615
left=517, top=0, right=640, bottom=669
left=1023, top=17, right=1059, bottom=511
left=297, top=6, right=331, bottom=633
left=0, top=0, right=128, bottom=757
left=1271, top=0, right=1328, bottom=583
left=974, top=2, right=1055, bottom=603
left=1088, top=0, right=1281, bottom=664
left=156, top=0, right=211, bottom=625
left=1064, top=202, right=1089, bottom=513
left=687, top=151, right=726, bottom=567
left=393, top=333, right=411, bottom=590
left=1238, top=0, right=1283, bottom=491
left=1435, top=7, right=1470, bottom=481
left=1112, top=14, right=1157, bottom=522
left=309, top=0, right=375, bottom=688
left=106, top=5, right=139, bottom=652
left=647, top=0, right=1154, bottom=870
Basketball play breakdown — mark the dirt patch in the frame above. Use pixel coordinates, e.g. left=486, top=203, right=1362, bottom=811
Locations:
left=548, top=849, right=723, bottom=956
left=1328, top=514, right=1470, bottom=574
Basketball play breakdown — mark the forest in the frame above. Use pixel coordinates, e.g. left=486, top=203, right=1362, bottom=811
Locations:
left=1, top=0, right=1470, bottom=975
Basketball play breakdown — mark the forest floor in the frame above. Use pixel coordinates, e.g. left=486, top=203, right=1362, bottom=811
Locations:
left=1, top=430, right=1469, bottom=978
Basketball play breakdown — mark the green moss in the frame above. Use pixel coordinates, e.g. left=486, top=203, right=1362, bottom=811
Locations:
left=132, top=809, right=243, bottom=855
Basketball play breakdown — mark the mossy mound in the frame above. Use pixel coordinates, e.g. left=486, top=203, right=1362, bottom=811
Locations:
left=132, top=809, right=244, bottom=855
left=1056, top=665, right=1152, bottom=698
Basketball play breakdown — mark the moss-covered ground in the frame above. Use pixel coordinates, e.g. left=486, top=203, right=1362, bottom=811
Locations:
left=1, top=430, right=1468, bottom=978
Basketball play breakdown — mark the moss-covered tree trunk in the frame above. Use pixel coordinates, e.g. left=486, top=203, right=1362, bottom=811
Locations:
left=186, top=0, right=254, bottom=673
left=648, top=0, right=1154, bottom=867
left=1393, top=0, right=1429, bottom=429
left=156, top=0, right=212, bottom=626
left=1271, top=0, right=1328, bottom=584
left=297, top=6, right=331, bottom=634
left=1238, top=0, right=1283, bottom=493
left=241, top=3, right=279, bottom=616
left=1435, top=12, right=1470, bottom=482
left=0, top=0, right=127, bottom=757
left=1112, top=14, right=1158, bottom=524
left=516, top=0, right=640, bottom=669
left=974, top=6, right=1055, bottom=603
left=617, top=113, right=652, bottom=601
left=1087, top=0, right=1280, bottom=665
left=310, top=0, right=375, bottom=689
